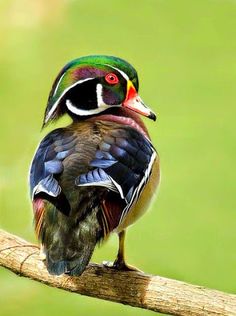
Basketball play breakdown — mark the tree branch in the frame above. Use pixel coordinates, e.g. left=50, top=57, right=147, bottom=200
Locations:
left=0, top=230, right=236, bottom=316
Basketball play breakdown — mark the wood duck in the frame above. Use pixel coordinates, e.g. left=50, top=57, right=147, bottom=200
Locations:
left=29, top=55, right=160, bottom=276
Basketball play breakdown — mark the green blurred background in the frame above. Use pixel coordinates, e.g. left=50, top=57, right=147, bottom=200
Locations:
left=0, top=0, right=236, bottom=315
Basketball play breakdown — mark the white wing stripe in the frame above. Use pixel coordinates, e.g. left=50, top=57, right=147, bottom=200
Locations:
left=118, top=147, right=157, bottom=224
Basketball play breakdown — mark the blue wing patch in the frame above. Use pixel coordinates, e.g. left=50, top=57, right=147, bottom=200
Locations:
left=33, top=174, right=61, bottom=197
left=76, top=127, right=156, bottom=222
left=30, top=129, right=76, bottom=202
left=75, top=168, right=121, bottom=196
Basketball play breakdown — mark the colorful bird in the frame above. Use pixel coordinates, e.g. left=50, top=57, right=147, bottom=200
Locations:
left=29, top=55, right=160, bottom=276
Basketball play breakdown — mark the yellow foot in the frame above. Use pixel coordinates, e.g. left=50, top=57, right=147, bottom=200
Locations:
left=103, top=260, right=142, bottom=272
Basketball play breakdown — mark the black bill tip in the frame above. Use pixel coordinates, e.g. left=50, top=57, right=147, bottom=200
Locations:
left=149, top=112, right=157, bottom=121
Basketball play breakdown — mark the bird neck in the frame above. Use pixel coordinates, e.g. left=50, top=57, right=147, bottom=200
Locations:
left=86, top=108, right=150, bottom=138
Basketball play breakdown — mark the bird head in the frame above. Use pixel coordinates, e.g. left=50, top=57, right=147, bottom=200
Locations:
left=43, top=55, right=156, bottom=126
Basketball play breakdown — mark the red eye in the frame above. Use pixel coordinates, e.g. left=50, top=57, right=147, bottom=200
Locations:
left=105, top=73, right=119, bottom=85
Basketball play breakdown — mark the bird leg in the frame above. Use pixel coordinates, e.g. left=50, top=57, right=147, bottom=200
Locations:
left=103, top=230, right=142, bottom=272
left=39, top=244, right=46, bottom=261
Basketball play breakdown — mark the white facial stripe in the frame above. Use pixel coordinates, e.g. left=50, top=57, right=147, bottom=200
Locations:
left=95, top=83, right=122, bottom=112
left=104, top=63, right=130, bottom=81
left=45, top=77, right=94, bottom=123
left=52, top=71, right=67, bottom=97
left=66, top=99, right=113, bottom=116
left=96, top=83, right=104, bottom=107
left=46, top=64, right=130, bottom=123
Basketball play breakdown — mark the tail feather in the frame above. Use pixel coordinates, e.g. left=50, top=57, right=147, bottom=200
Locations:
left=43, top=204, right=102, bottom=276
left=46, top=258, right=68, bottom=275
left=46, top=241, right=97, bottom=276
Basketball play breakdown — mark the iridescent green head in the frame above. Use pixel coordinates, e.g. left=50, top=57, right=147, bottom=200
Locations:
left=43, top=55, right=156, bottom=125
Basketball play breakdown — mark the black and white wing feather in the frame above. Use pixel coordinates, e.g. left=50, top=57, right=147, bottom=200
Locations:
left=76, top=127, right=156, bottom=225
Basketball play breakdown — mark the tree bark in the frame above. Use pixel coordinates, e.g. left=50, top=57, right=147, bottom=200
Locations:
left=0, top=229, right=236, bottom=315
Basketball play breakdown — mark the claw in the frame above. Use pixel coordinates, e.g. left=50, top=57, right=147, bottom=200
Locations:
left=103, top=260, right=142, bottom=272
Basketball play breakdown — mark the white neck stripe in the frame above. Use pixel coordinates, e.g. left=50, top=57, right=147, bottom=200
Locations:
left=66, top=99, right=113, bottom=116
